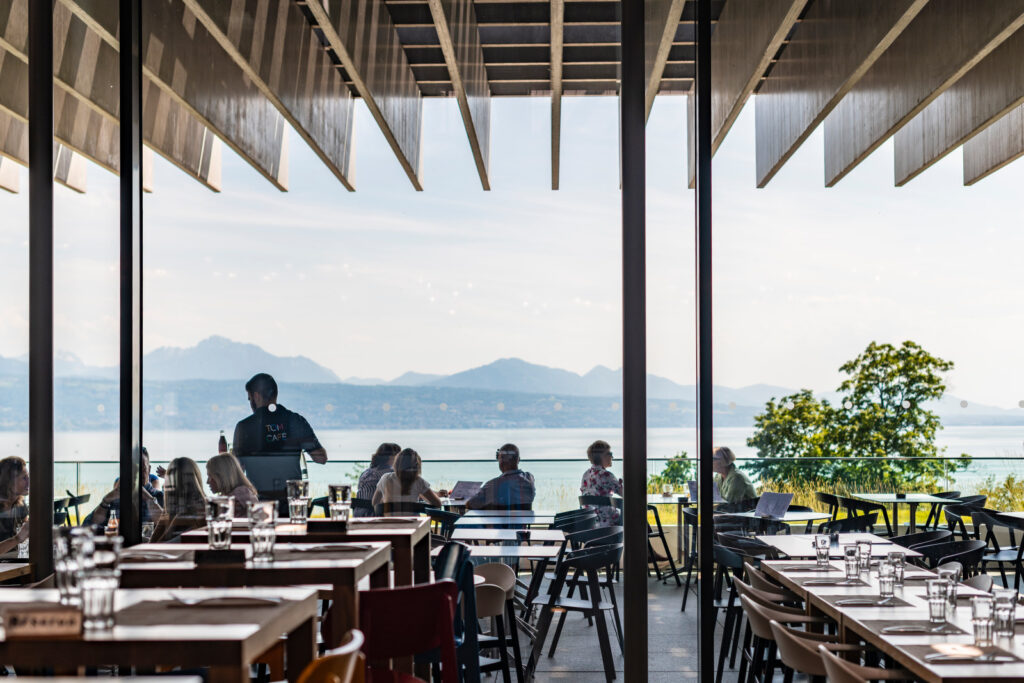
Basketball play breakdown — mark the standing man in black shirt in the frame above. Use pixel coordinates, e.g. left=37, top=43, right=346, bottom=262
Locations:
left=232, top=374, right=328, bottom=509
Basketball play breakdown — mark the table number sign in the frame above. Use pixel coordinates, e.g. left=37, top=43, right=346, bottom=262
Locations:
left=3, top=605, right=82, bottom=638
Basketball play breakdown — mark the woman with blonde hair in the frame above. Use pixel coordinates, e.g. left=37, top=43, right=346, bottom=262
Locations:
left=0, top=457, right=29, bottom=554
left=372, top=448, right=442, bottom=509
left=206, top=453, right=259, bottom=509
left=151, top=457, right=208, bottom=542
left=712, top=446, right=756, bottom=503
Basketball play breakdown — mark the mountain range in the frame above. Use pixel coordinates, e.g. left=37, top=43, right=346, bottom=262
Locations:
left=0, top=336, right=1017, bottom=423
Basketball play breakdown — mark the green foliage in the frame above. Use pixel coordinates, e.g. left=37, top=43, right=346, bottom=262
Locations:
left=747, top=341, right=971, bottom=487
left=346, top=461, right=367, bottom=486
left=977, top=475, right=1024, bottom=511
left=648, top=452, right=693, bottom=492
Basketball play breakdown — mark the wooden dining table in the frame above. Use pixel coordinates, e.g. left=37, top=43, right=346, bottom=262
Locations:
left=180, top=517, right=431, bottom=586
left=0, top=586, right=318, bottom=683
left=118, top=541, right=390, bottom=646
left=0, top=562, right=32, bottom=582
left=761, top=542, right=1024, bottom=682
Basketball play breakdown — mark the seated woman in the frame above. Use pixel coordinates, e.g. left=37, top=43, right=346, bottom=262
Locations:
left=712, top=446, right=756, bottom=504
left=355, top=442, right=400, bottom=517
left=151, top=457, right=208, bottom=542
left=372, top=448, right=442, bottom=513
left=0, top=457, right=29, bottom=555
left=206, top=453, right=259, bottom=511
left=580, top=440, right=622, bottom=527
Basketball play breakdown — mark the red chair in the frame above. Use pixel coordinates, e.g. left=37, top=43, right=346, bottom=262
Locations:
left=358, top=579, right=460, bottom=683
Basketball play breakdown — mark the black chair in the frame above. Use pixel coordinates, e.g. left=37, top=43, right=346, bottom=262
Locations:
left=65, top=492, right=90, bottom=526
left=550, top=513, right=598, bottom=533
left=838, top=496, right=893, bottom=536
left=914, top=539, right=987, bottom=574
left=647, top=504, right=681, bottom=586
left=972, top=510, right=1024, bottom=588
left=716, top=534, right=783, bottom=564
left=890, top=528, right=951, bottom=550
left=374, top=501, right=428, bottom=516
left=526, top=543, right=623, bottom=683
left=922, top=491, right=960, bottom=530
left=351, top=497, right=374, bottom=517
left=425, top=507, right=460, bottom=540
left=942, top=504, right=977, bottom=542
left=53, top=497, right=70, bottom=526
left=555, top=507, right=595, bottom=522
left=308, top=496, right=329, bottom=518
left=815, top=492, right=840, bottom=522
left=816, top=512, right=878, bottom=534
left=711, top=545, right=745, bottom=683
left=680, top=508, right=699, bottom=612
left=957, top=494, right=988, bottom=509
left=479, top=502, right=533, bottom=511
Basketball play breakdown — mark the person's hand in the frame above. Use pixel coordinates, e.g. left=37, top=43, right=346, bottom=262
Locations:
left=102, top=480, right=120, bottom=504
left=437, top=489, right=450, bottom=498
left=15, top=522, right=29, bottom=542
left=309, top=452, right=328, bottom=465
left=155, top=465, right=166, bottom=477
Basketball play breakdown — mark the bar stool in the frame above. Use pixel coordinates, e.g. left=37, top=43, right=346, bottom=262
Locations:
left=475, top=562, right=524, bottom=683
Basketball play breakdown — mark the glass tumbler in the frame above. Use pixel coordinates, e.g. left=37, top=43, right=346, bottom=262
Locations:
left=248, top=501, right=278, bottom=562
left=814, top=535, right=831, bottom=568
left=887, top=551, right=905, bottom=586
left=328, top=484, right=352, bottom=521
left=938, top=568, right=959, bottom=612
left=206, top=496, right=235, bottom=550
left=286, top=480, right=310, bottom=524
left=856, top=540, right=872, bottom=572
left=972, top=595, right=995, bottom=646
left=878, top=561, right=895, bottom=598
left=81, top=535, right=122, bottom=630
left=54, top=526, right=91, bottom=606
left=993, top=588, right=1017, bottom=638
left=927, top=579, right=948, bottom=624
left=843, top=545, right=859, bottom=580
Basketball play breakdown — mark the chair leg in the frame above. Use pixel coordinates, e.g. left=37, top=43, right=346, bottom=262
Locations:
left=547, top=608, right=569, bottom=658
left=587, top=571, right=616, bottom=683
left=729, top=611, right=743, bottom=667
left=715, top=604, right=733, bottom=683
left=505, top=600, right=525, bottom=683
left=746, top=635, right=763, bottom=683
left=495, top=614, right=512, bottom=683
left=603, top=570, right=624, bottom=653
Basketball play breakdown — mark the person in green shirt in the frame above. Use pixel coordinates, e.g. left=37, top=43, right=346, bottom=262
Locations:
left=712, top=446, right=756, bottom=503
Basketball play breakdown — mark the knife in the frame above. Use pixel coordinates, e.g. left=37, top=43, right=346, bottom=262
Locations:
left=924, top=653, right=1016, bottom=663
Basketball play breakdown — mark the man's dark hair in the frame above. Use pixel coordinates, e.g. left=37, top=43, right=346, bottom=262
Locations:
left=245, top=373, right=278, bottom=401
left=496, top=443, right=519, bottom=464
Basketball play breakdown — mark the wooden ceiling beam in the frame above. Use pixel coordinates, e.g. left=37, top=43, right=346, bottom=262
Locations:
left=962, top=102, right=1024, bottom=185
left=183, top=0, right=354, bottom=190
left=643, top=0, right=686, bottom=119
left=300, top=0, right=423, bottom=190
left=754, top=0, right=927, bottom=188
left=550, top=0, right=563, bottom=189
left=894, top=26, right=1024, bottom=186
left=429, top=0, right=493, bottom=189
left=825, top=0, right=1024, bottom=187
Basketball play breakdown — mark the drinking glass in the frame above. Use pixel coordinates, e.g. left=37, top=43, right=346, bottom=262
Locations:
left=927, top=579, right=948, bottom=624
left=843, top=545, right=859, bottom=579
left=248, top=501, right=277, bottom=562
left=887, top=551, right=906, bottom=586
left=141, top=522, right=155, bottom=543
left=206, top=496, right=235, bottom=550
left=328, top=484, right=352, bottom=521
left=993, top=588, right=1017, bottom=638
left=814, top=535, right=831, bottom=568
left=81, top=535, right=121, bottom=630
left=878, top=561, right=895, bottom=598
left=286, top=480, right=310, bottom=524
left=938, top=568, right=959, bottom=611
left=15, top=520, right=28, bottom=558
left=662, top=483, right=672, bottom=497
left=972, top=595, right=995, bottom=647
left=54, top=527, right=90, bottom=606
left=856, top=540, right=871, bottom=572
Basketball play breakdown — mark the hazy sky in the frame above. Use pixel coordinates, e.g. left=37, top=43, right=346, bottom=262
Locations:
left=2, top=95, right=1024, bottom=407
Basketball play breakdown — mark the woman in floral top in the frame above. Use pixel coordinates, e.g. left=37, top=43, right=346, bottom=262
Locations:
left=580, top=440, right=622, bottom=526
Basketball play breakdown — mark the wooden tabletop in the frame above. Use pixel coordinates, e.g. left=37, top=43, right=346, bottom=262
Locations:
left=760, top=553, right=1024, bottom=682
left=0, top=562, right=31, bottom=582
left=431, top=544, right=562, bottom=560
left=450, top=528, right=565, bottom=543
left=854, top=493, right=952, bottom=504
left=454, top=515, right=555, bottom=528
left=755, top=533, right=922, bottom=559
left=0, top=586, right=318, bottom=683
left=461, top=509, right=555, bottom=518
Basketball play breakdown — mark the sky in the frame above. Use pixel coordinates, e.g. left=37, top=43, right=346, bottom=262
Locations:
left=2, top=94, right=1024, bottom=408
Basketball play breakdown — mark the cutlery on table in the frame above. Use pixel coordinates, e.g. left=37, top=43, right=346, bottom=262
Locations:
left=924, top=653, right=1016, bottom=663
left=801, top=579, right=862, bottom=586
left=286, top=543, right=374, bottom=553
left=880, top=625, right=959, bottom=635
left=835, top=597, right=899, bottom=607
left=169, top=594, right=282, bottom=608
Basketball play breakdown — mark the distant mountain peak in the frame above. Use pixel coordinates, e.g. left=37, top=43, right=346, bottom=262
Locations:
left=144, top=336, right=341, bottom=384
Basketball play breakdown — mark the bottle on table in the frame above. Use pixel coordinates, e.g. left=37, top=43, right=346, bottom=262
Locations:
left=106, top=510, right=119, bottom=536
left=218, top=430, right=228, bottom=454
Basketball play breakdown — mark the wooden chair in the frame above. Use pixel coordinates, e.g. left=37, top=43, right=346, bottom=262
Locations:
left=818, top=644, right=911, bottom=683
left=297, top=630, right=365, bottom=683
left=475, top=562, right=524, bottom=683
left=737, top=593, right=832, bottom=683
left=770, top=620, right=862, bottom=683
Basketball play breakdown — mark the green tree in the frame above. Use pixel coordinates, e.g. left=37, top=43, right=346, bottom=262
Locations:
left=747, top=341, right=970, bottom=488
left=648, top=451, right=693, bottom=491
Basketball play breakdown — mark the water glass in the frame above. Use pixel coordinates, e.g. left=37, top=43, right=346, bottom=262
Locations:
left=16, top=521, right=28, bottom=558
left=81, top=535, right=121, bottom=630
left=286, top=479, right=309, bottom=500
left=856, top=540, right=872, bottom=572
left=328, top=484, right=352, bottom=521
left=206, top=496, right=235, bottom=550
left=938, top=568, right=959, bottom=610
left=814, top=535, right=831, bottom=568
left=288, top=498, right=310, bottom=524
left=843, top=545, right=859, bottom=579
left=878, top=561, right=895, bottom=598
left=662, top=483, right=672, bottom=496
left=141, top=522, right=155, bottom=543
left=887, top=551, right=906, bottom=586
left=54, top=527, right=90, bottom=606
left=972, top=595, right=995, bottom=646
left=248, top=501, right=277, bottom=562
left=993, top=588, right=1017, bottom=638
left=927, top=579, right=948, bottom=624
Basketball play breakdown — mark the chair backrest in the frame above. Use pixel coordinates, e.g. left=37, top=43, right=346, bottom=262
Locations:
left=964, top=572, right=994, bottom=592
left=567, top=525, right=623, bottom=549
left=933, top=491, right=961, bottom=500
left=957, top=494, right=987, bottom=509
left=308, top=496, right=329, bottom=517
left=552, top=514, right=598, bottom=534
left=555, top=508, right=594, bottom=521
left=374, top=501, right=428, bottom=517
left=969, top=509, right=1005, bottom=550
left=479, top=502, right=533, bottom=511
left=815, top=492, right=840, bottom=520
left=433, top=541, right=472, bottom=581
left=915, top=539, right=987, bottom=571
left=713, top=544, right=745, bottom=571
left=891, top=528, right=951, bottom=550
left=53, top=497, right=70, bottom=514
left=358, top=580, right=459, bottom=683
left=817, top=512, right=878, bottom=534
left=474, top=562, right=517, bottom=597
left=742, top=562, right=789, bottom=596
left=769, top=621, right=833, bottom=677
left=562, top=543, right=623, bottom=572
left=717, top=535, right=781, bottom=561
left=424, top=507, right=461, bottom=539
left=475, top=583, right=506, bottom=619
left=739, top=594, right=819, bottom=640
left=818, top=644, right=910, bottom=683
left=297, top=630, right=365, bottom=683
left=733, top=577, right=801, bottom=613
left=942, top=504, right=974, bottom=540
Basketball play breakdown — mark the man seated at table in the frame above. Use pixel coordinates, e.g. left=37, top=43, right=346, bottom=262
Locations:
left=89, top=447, right=164, bottom=527
left=465, top=444, right=536, bottom=510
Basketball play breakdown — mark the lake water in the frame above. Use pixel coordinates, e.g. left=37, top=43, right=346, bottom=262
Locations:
left=3, top=425, right=1022, bottom=514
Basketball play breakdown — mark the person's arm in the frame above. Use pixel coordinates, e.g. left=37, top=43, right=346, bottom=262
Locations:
left=464, top=482, right=489, bottom=510
left=0, top=522, right=28, bottom=555
left=294, top=415, right=327, bottom=464
left=92, top=483, right=120, bottom=526
left=307, top=447, right=328, bottom=465
left=421, top=488, right=442, bottom=507
left=141, top=487, right=163, bottom=521
left=371, top=487, right=383, bottom=507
